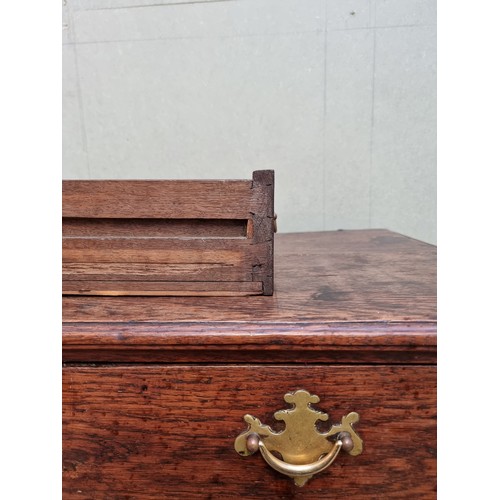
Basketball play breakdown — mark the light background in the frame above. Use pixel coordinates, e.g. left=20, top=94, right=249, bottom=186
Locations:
left=3, top=2, right=500, bottom=499
left=62, top=0, right=436, bottom=243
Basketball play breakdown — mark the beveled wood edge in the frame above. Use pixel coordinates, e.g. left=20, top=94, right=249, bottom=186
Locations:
left=62, top=320, right=436, bottom=344
left=62, top=321, right=436, bottom=364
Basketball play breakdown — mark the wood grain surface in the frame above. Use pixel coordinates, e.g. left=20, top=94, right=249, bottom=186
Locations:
left=63, top=237, right=268, bottom=265
left=62, top=180, right=254, bottom=219
left=63, top=218, right=248, bottom=238
left=63, top=230, right=436, bottom=364
left=62, top=171, right=274, bottom=296
left=62, top=280, right=263, bottom=296
left=63, top=262, right=253, bottom=282
left=62, top=365, right=436, bottom=499
left=62, top=321, right=435, bottom=364
left=62, top=230, right=436, bottom=498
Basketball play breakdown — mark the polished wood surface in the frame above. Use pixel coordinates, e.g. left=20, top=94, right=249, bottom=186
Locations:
left=63, top=230, right=436, bottom=364
left=63, top=365, right=436, bottom=499
left=62, top=229, right=436, bottom=498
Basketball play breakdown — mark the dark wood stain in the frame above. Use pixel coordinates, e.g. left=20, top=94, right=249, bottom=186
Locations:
left=63, top=365, right=436, bottom=499
left=62, top=229, right=436, bottom=498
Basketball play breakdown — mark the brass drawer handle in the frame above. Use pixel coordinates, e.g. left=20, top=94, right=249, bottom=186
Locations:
left=253, top=433, right=344, bottom=478
left=234, top=389, right=363, bottom=486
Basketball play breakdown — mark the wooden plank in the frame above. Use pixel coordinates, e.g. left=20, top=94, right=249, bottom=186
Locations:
left=63, top=218, right=248, bottom=238
left=63, top=280, right=262, bottom=296
left=62, top=180, right=256, bottom=219
left=63, top=247, right=242, bottom=265
left=62, top=262, right=252, bottom=282
left=62, top=237, right=254, bottom=265
left=63, top=238, right=270, bottom=270
left=63, top=365, right=436, bottom=499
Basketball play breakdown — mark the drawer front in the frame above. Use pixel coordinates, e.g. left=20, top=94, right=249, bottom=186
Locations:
left=63, top=365, right=436, bottom=499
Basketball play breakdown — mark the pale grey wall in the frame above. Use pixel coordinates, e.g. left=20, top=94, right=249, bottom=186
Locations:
left=63, top=0, right=436, bottom=244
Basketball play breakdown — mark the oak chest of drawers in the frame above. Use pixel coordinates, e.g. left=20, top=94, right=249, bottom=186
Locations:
left=62, top=229, right=437, bottom=499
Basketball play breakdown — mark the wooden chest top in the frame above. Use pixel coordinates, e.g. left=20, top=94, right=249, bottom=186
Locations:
left=63, top=229, right=436, bottom=364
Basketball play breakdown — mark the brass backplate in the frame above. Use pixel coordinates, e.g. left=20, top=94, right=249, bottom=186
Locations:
left=234, top=389, right=363, bottom=486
